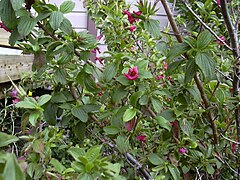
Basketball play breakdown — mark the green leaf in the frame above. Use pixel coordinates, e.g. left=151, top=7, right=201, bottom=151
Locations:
left=9, top=29, right=21, bottom=46
left=85, top=145, right=101, bottom=162
left=112, top=86, right=128, bottom=103
left=148, top=154, right=164, bottom=165
left=29, top=111, right=40, bottom=126
left=123, top=108, right=137, bottom=122
left=167, top=43, right=190, bottom=60
left=180, top=119, right=193, bottom=136
left=197, top=30, right=212, bottom=49
left=186, top=85, right=201, bottom=103
left=151, top=97, right=162, bottom=113
left=37, top=94, right=51, bottom=106
left=130, top=91, right=144, bottom=107
left=103, top=63, right=118, bottom=82
left=168, top=165, right=180, bottom=180
left=77, top=173, right=94, bottom=180
left=116, top=135, right=129, bottom=153
left=49, top=11, right=64, bottom=30
left=184, top=58, right=198, bottom=84
left=54, top=69, right=67, bottom=85
left=60, top=0, right=75, bottom=13
left=155, top=116, right=171, bottom=131
left=116, top=75, right=133, bottom=86
left=0, top=132, right=19, bottom=147
left=18, top=16, right=37, bottom=36
left=0, top=0, right=17, bottom=29
left=60, top=18, right=73, bottom=34
left=50, top=158, right=66, bottom=173
left=71, top=106, right=88, bottom=122
left=73, top=121, right=86, bottom=141
left=166, top=60, right=184, bottom=76
left=27, top=163, right=43, bottom=179
left=3, top=154, right=24, bottom=180
left=15, top=101, right=37, bottom=109
left=144, top=19, right=161, bottom=38
left=44, top=102, right=57, bottom=125
left=140, top=71, right=153, bottom=79
left=46, top=41, right=63, bottom=58
left=68, top=147, right=85, bottom=161
left=10, top=0, right=24, bottom=11
left=103, top=126, right=120, bottom=135
left=195, top=52, right=216, bottom=82
left=206, top=164, right=215, bottom=174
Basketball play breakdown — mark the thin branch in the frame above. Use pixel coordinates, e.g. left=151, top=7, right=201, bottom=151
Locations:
left=182, top=0, right=233, bottom=51
left=160, top=0, right=219, bottom=144
left=220, top=134, right=240, bottom=145
left=215, top=68, right=233, bottom=82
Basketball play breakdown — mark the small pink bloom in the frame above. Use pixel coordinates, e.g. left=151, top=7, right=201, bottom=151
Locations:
left=163, top=61, right=168, bottom=70
left=136, top=135, right=146, bottom=143
left=0, top=22, right=11, bottom=32
left=125, top=119, right=136, bottom=131
left=10, top=89, right=18, bottom=98
left=122, top=10, right=131, bottom=16
left=217, top=36, right=225, bottom=45
left=90, top=47, right=101, bottom=54
left=97, top=34, right=103, bottom=41
left=98, top=91, right=103, bottom=96
left=129, top=25, right=136, bottom=32
left=217, top=0, right=220, bottom=6
left=133, top=11, right=142, bottom=16
left=95, top=57, right=103, bottom=64
left=128, top=15, right=135, bottom=24
left=178, top=147, right=187, bottom=154
left=124, top=66, right=139, bottom=80
left=13, top=98, right=21, bottom=104
left=232, top=142, right=237, bottom=153
left=131, top=46, right=135, bottom=51
left=155, top=74, right=164, bottom=80
left=167, top=76, right=172, bottom=81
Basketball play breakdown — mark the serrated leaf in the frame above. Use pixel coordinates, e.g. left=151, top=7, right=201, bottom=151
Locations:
left=184, top=58, right=198, bottom=84
left=166, top=59, right=184, bottom=76
left=50, top=158, right=66, bottom=173
left=46, top=41, right=63, bottom=58
left=85, top=145, right=101, bottom=162
left=68, top=147, right=85, bottom=161
left=71, top=106, right=88, bottom=122
left=60, top=18, right=73, bottom=34
left=197, top=30, right=212, bottom=49
left=130, top=91, right=144, bottom=107
left=60, top=0, right=75, bottom=13
left=168, top=165, right=180, bottom=180
left=10, top=0, right=24, bottom=11
left=195, top=52, right=215, bottom=82
left=18, top=16, right=37, bottom=36
left=0, top=0, right=17, bottom=29
left=144, top=19, right=161, bottom=38
left=54, top=69, right=67, bottom=85
left=151, top=97, right=162, bottom=113
left=155, top=116, right=171, bottom=131
left=167, top=43, right=190, bottom=60
left=49, top=11, right=64, bottom=30
left=103, top=63, right=118, bottom=82
left=123, top=108, right=137, bottom=122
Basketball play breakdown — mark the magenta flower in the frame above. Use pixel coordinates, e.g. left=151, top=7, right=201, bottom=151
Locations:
left=155, top=74, right=164, bottom=80
left=10, top=89, right=18, bottom=98
left=90, top=47, right=101, bottom=54
left=232, top=142, right=237, bottom=153
left=136, top=135, right=146, bottom=143
left=163, top=61, right=168, bottom=70
left=217, top=0, right=220, bottom=6
left=97, top=34, right=103, bottom=41
left=122, top=10, right=136, bottom=24
left=124, top=66, right=139, bottom=80
left=95, top=57, right=103, bottom=64
left=125, top=119, right=136, bottom=131
left=0, top=22, right=11, bottom=32
left=217, top=36, right=225, bottom=45
left=133, top=11, right=142, bottom=16
left=129, top=25, right=136, bottom=32
left=122, top=10, right=131, bottom=16
left=178, top=147, right=187, bottom=154
left=12, top=98, right=21, bottom=104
